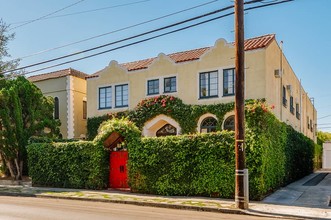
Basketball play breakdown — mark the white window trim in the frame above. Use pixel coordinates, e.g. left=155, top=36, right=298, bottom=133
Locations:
left=197, top=113, right=218, bottom=133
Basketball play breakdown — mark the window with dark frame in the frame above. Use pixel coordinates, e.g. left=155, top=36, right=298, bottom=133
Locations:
left=199, top=71, right=218, bottom=98
left=147, top=79, right=159, bottom=95
left=83, top=100, right=87, bottom=119
left=307, top=116, right=310, bottom=129
left=223, top=68, right=235, bottom=96
left=282, top=86, right=287, bottom=107
left=290, top=96, right=294, bottom=114
left=164, top=77, right=176, bottom=93
left=223, top=115, right=235, bottom=131
left=99, top=86, right=112, bottom=109
left=115, top=84, right=128, bottom=108
left=200, top=117, right=217, bottom=133
left=296, top=103, right=300, bottom=120
left=54, top=97, right=59, bottom=119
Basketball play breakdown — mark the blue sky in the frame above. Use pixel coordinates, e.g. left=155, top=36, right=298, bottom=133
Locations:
left=1, top=0, right=330, bottom=132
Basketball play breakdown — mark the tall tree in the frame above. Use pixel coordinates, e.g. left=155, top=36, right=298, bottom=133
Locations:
left=0, top=19, right=19, bottom=75
left=0, top=76, right=60, bottom=180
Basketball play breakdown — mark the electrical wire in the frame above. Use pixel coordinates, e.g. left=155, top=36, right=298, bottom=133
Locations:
left=2, top=0, right=267, bottom=75
left=318, top=115, right=331, bottom=120
left=9, top=0, right=220, bottom=61
left=9, top=0, right=86, bottom=31
left=10, top=0, right=151, bottom=25
left=3, top=0, right=293, bottom=78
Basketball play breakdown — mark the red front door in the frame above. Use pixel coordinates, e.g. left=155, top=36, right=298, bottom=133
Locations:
left=109, top=151, right=129, bottom=188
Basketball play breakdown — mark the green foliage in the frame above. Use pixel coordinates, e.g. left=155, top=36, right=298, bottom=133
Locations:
left=0, top=76, right=60, bottom=180
left=87, top=95, right=234, bottom=139
left=128, top=132, right=235, bottom=197
left=93, top=117, right=141, bottom=146
left=128, top=100, right=314, bottom=200
left=0, top=19, right=19, bottom=74
left=27, top=141, right=108, bottom=189
left=317, top=131, right=331, bottom=145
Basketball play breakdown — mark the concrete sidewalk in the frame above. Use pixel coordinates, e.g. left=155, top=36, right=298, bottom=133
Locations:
left=0, top=171, right=330, bottom=219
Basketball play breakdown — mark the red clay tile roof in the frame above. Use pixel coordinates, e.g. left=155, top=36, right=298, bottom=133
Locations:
left=87, top=34, right=275, bottom=79
left=28, top=68, right=88, bottom=82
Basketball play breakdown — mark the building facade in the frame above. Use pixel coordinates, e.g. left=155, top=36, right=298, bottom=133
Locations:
left=28, top=68, right=88, bottom=139
left=86, top=34, right=317, bottom=141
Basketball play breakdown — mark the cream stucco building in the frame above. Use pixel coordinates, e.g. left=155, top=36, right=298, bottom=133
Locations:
left=86, top=34, right=317, bottom=141
left=28, top=68, right=88, bottom=139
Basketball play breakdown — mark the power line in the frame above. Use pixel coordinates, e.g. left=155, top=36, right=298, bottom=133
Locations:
left=318, top=114, right=331, bottom=120
left=3, top=0, right=293, bottom=78
left=10, top=0, right=151, bottom=25
left=2, top=0, right=267, bottom=75
left=9, top=0, right=86, bottom=31
left=9, top=0, right=220, bottom=61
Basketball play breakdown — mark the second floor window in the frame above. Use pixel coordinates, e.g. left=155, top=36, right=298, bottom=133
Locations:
left=296, top=103, right=300, bottom=120
left=148, top=79, right=159, bottom=95
left=115, top=84, right=128, bottom=108
left=223, top=68, right=235, bottom=96
left=164, top=77, right=176, bottom=93
left=54, top=97, right=59, bottom=119
left=99, top=86, right=112, bottom=109
left=282, top=86, right=287, bottom=107
left=199, top=71, right=218, bottom=98
left=290, top=96, right=294, bottom=114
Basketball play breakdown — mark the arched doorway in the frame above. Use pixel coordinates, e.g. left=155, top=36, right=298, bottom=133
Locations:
left=104, top=132, right=129, bottom=189
left=142, top=114, right=181, bottom=137
left=156, top=124, right=177, bottom=137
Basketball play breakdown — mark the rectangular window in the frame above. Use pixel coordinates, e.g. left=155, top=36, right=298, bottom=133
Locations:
left=295, top=103, right=300, bottom=120
left=83, top=101, right=87, bottom=119
left=290, top=96, right=294, bottom=114
left=223, top=68, right=235, bottom=96
left=147, top=79, right=159, bottom=95
left=310, top=119, right=313, bottom=132
left=307, top=116, right=310, bottom=129
left=115, top=84, right=129, bottom=108
left=282, top=86, right=287, bottom=107
left=99, top=86, right=112, bottom=109
left=164, top=77, right=176, bottom=93
left=199, top=71, right=218, bottom=98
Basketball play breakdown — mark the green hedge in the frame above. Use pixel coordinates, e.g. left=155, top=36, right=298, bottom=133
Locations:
left=128, top=132, right=235, bottom=197
left=128, top=101, right=314, bottom=200
left=27, top=141, right=108, bottom=189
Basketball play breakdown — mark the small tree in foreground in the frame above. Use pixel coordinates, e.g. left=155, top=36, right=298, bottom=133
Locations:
left=0, top=76, right=60, bottom=180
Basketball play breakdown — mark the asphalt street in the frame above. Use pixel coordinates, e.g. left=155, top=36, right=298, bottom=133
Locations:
left=0, top=196, right=276, bottom=220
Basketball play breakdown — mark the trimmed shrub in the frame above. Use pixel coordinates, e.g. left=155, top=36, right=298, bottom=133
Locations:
left=128, top=132, right=235, bottom=197
left=129, top=100, right=314, bottom=200
left=27, top=141, right=108, bottom=189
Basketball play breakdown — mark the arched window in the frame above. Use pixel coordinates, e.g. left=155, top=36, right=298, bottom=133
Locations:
left=223, top=115, right=235, bottom=131
left=156, top=124, right=177, bottom=137
left=200, top=117, right=217, bottom=133
left=54, top=97, right=59, bottom=119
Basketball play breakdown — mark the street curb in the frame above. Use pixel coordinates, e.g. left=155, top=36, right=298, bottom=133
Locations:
left=0, top=192, right=310, bottom=220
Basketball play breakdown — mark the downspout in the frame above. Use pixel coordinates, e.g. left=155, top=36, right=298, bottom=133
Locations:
left=280, top=41, right=283, bottom=121
left=299, top=79, right=302, bottom=132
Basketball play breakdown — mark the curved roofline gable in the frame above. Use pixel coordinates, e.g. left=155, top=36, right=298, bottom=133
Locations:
left=148, top=53, right=176, bottom=69
left=199, top=38, right=232, bottom=61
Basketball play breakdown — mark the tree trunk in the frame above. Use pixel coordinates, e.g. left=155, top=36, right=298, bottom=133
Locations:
left=5, top=159, right=23, bottom=180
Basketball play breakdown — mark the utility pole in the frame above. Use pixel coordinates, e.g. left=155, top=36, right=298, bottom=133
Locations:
left=234, top=0, right=248, bottom=209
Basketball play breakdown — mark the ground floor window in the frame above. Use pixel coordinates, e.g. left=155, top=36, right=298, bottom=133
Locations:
left=200, top=117, right=217, bottom=133
left=223, top=115, right=235, bottom=131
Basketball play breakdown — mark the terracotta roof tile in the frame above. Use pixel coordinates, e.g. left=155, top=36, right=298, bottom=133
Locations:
left=28, top=68, right=88, bottom=82
left=87, top=34, right=275, bottom=78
